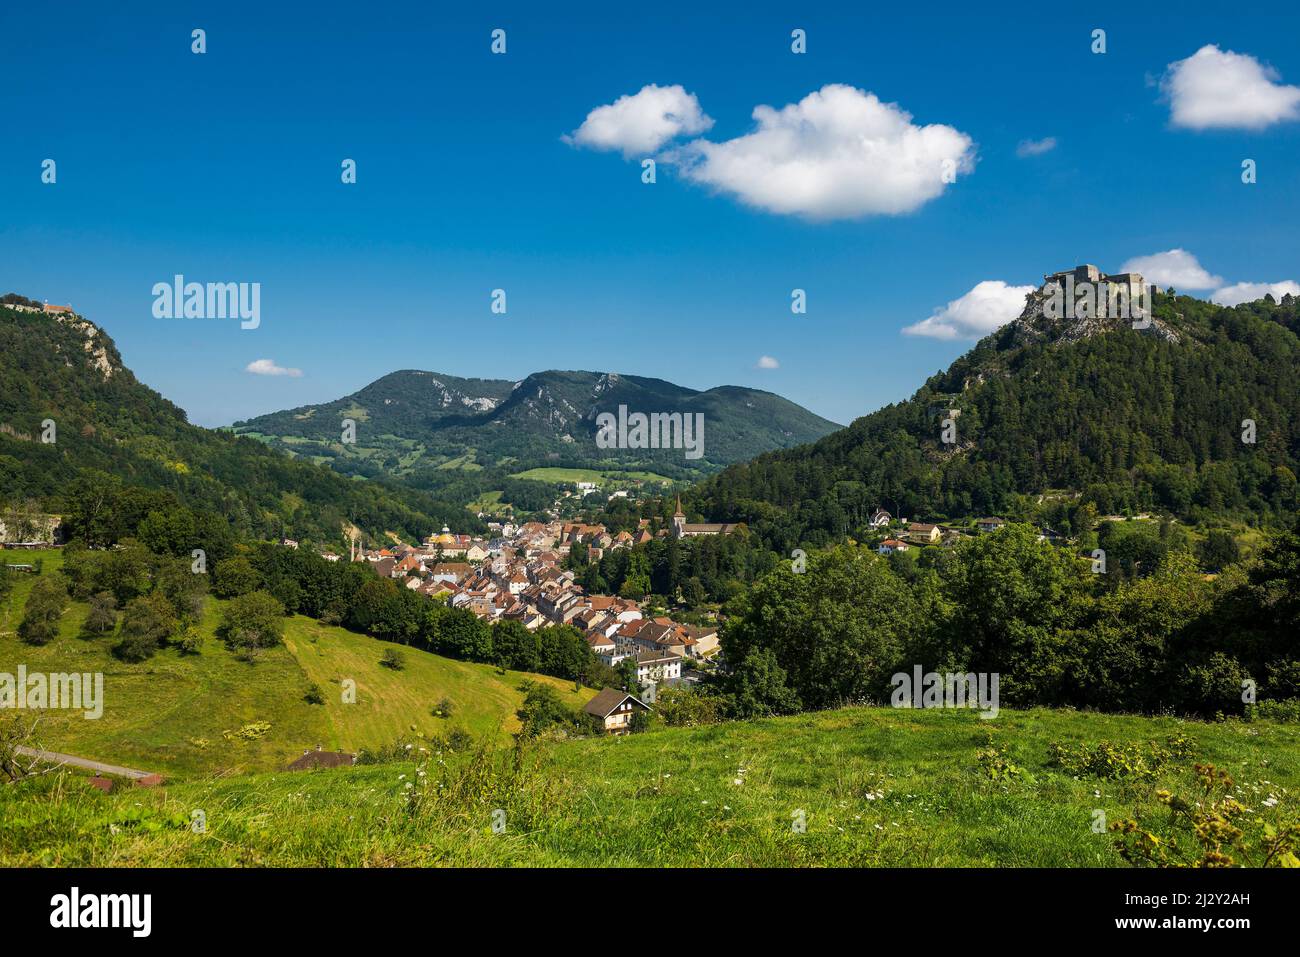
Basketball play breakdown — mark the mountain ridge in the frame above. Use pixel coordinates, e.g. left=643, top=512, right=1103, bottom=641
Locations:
left=231, top=367, right=841, bottom=479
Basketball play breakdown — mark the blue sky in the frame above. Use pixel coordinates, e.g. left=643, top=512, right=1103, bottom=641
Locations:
left=2, top=1, right=1298, bottom=427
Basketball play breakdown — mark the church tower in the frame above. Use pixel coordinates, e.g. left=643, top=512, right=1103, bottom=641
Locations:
left=672, top=495, right=686, bottom=538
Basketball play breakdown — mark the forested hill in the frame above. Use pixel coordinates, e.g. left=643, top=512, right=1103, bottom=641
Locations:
left=695, top=285, right=1300, bottom=549
left=231, top=368, right=841, bottom=479
left=0, top=297, right=478, bottom=545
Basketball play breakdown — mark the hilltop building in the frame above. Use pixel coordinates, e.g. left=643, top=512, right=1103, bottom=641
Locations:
left=670, top=497, right=739, bottom=539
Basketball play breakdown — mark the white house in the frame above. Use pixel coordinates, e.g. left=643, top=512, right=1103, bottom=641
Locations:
left=635, top=651, right=682, bottom=684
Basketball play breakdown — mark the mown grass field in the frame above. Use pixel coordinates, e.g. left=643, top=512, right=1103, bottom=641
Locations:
left=1, top=551, right=594, bottom=778
left=3, top=704, right=1297, bottom=867
left=508, top=466, right=673, bottom=485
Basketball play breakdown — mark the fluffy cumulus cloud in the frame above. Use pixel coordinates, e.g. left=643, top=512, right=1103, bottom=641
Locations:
left=755, top=355, right=780, bottom=369
left=903, top=280, right=1033, bottom=340
left=564, top=84, right=713, bottom=157
left=667, top=84, right=975, bottom=220
left=1015, top=136, right=1057, bottom=157
left=245, top=358, right=302, bottom=378
left=1118, top=249, right=1223, bottom=290
left=1211, top=280, right=1300, bottom=306
left=1161, top=45, right=1300, bottom=130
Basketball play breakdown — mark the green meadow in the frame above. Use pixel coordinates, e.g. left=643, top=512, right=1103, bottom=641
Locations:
left=509, top=466, right=673, bottom=485
left=0, top=551, right=593, bottom=778
left=3, top=703, right=1297, bottom=866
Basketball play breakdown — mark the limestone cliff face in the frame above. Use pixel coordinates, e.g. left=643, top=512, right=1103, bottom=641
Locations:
left=1001, top=271, right=1181, bottom=350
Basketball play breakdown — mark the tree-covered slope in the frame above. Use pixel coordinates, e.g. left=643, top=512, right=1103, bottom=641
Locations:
left=696, top=287, right=1300, bottom=546
left=231, top=368, right=841, bottom=479
left=0, top=299, right=477, bottom=544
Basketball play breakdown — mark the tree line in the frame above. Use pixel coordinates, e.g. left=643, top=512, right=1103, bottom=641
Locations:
left=709, top=521, right=1300, bottom=721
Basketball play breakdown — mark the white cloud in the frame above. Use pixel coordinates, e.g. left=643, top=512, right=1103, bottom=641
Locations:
left=245, top=358, right=303, bottom=378
left=1161, top=45, right=1300, bottom=130
left=903, top=280, right=1033, bottom=340
left=1016, top=137, right=1057, bottom=157
left=666, top=84, right=975, bottom=220
left=1211, top=280, right=1300, bottom=306
left=755, top=355, right=780, bottom=369
left=1118, top=249, right=1222, bottom=290
left=564, top=84, right=713, bottom=157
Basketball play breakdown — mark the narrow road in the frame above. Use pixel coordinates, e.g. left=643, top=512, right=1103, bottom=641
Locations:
left=14, top=746, right=158, bottom=780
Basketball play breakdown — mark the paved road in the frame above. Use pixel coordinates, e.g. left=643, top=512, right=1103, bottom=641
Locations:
left=15, top=746, right=157, bottom=780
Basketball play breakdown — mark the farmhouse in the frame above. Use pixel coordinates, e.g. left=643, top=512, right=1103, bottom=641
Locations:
left=583, top=688, right=651, bottom=735
left=906, top=522, right=942, bottom=544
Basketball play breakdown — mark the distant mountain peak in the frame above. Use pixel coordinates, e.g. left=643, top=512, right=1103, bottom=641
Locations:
left=232, top=366, right=839, bottom=477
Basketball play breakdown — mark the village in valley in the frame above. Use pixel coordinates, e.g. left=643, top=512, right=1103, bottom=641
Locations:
left=289, top=479, right=1082, bottom=734
left=310, top=492, right=736, bottom=732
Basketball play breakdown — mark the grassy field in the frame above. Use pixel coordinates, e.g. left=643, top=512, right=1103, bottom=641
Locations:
left=6, top=550, right=1299, bottom=868
left=467, top=490, right=510, bottom=515
left=1, top=551, right=594, bottom=778
left=509, top=466, right=674, bottom=485
left=283, top=617, right=593, bottom=749
left=3, top=703, right=1297, bottom=866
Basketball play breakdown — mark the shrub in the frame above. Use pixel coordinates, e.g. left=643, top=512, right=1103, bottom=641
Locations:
left=17, top=616, right=59, bottom=646
left=515, top=681, right=579, bottom=738
left=177, top=626, right=203, bottom=655
left=380, top=648, right=406, bottom=671
left=1110, top=763, right=1300, bottom=867
left=1049, top=735, right=1195, bottom=780
left=440, top=727, right=474, bottom=752
left=17, top=575, right=68, bottom=645
left=82, top=591, right=118, bottom=637
left=975, top=741, right=1024, bottom=782
left=1244, top=699, right=1300, bottom=723
left=114, top=593, right=178, bottom=662
left=654, top=685, right=723, bottom=727
left=217, top=590, right=285, bottom=654
left=222, top=721, right=272, bottom=741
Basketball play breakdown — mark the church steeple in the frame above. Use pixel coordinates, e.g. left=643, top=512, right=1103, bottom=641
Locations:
left=673, top=495, right=685, bottom=518
left=672, top=495, right=686, bottom=537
